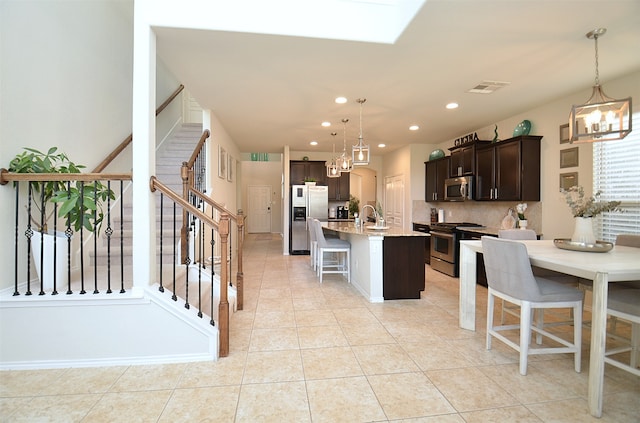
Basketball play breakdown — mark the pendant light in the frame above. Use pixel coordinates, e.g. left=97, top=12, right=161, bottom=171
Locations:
left=569, top=28, right=632, bottom=143
left=326, top=132, right=340, bottom=178
left=352, top=98, right=370, bottom=165
left=336, top=118, right=353, bottom=173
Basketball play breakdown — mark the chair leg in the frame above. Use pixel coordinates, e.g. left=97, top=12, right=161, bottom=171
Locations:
left=346, top=250, right=350, bottom=283
left=519, top=302, right=532, bottom=375
left=536, top=309, right=544, bottom=345
left=630, top=322, right=640, bottom=369
left=487, top=291, right=495, bottom=350
left=573, top=303, right=582, bottom=373
left=318, top=250, right=324, bottom=283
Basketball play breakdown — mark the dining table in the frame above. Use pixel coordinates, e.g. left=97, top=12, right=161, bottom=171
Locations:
left=458, top=239, right=640, bottom=418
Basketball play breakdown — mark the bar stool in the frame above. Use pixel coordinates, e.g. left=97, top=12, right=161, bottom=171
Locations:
left=605, top=289, right=640, bottom=376
left=312, top=219, right=350, bottom=284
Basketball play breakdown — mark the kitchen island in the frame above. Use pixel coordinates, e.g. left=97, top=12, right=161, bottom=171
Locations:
left=322, top=222, right=429, bottom=302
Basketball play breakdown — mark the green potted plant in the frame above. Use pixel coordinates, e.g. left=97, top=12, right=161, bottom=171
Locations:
left=8, top=147, right=115, bottom=288
left=348, top=195, right=360, bottom=218
left=8, top=147, right=114, bottom=234
left=303, top=177, right=317, bottom=185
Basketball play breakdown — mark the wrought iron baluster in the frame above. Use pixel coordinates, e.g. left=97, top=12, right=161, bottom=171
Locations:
left=13, top=182, right=20, bottom=296
left=105, top=180, right=113, bottom=294
left=79, top=181, right=86, bottom=294
left=159, top=192, right=164, bottom=293
left=93, top=181, right=99, bottom=294
left=210, top=230, right=215, bottom=326
left=64, top=181, right=73, bottom=294
left=25, top=182, right=33, bottom=296
left=51, top=200, right=58, bottom=296
left=197, top=217, right=203, bottom=318
left=38, top=185, right=45, bottom=295
left=119, top=181, right=125, bottom=293
left=172, top=201, right=177, bottom=301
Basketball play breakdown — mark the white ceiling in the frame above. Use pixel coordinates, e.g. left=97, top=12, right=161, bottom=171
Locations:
left=154, top=0, right=640, bottom=154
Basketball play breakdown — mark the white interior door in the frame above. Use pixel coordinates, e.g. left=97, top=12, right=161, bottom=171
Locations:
left=384, top=175, right=404, bottom=228
left=247, top=185, right=272, bottom=233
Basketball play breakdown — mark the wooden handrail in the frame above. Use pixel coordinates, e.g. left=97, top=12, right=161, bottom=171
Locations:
left=149, top=176, right=219, bottom=230
left=150, top=175, right=231, bottom=357
left=186, top=130, right=210, bottom=170
left=0, top=169, right=132, bottom=185
left=189, top=186, right=237, bottom=221
left=92, top=84, right=185, bottom=173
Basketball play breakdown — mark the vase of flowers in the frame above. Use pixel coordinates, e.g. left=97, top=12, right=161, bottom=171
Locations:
left=562, top=186, right=622, bottom=244
left=516, top=203, right=528, bottom=229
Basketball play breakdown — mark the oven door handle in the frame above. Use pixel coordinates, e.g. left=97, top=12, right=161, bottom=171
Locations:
left=430, top=230, right=454, bottom=239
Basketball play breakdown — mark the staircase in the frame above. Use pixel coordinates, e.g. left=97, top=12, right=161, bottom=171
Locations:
left=91, top=123, right=204, bottom=267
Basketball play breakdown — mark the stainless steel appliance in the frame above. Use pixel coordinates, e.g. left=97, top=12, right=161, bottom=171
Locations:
left=290, top=185, right=328, bottom=254
left=336, top=206, right=349, bottom=219
left=444, top=176, right=474, bottom=201
left=430, top=222, right=482, bottom=277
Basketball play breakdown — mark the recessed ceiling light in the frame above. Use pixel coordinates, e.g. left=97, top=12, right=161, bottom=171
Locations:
left=409, top=125, right=420, bottom=131
left=310, top=140, right=318, bottom=146
left=335, top=97, right=347, bottom=104
left=321, top=121, right=331, bottom=127
left=446, top=102, right=459, bottom=109
left=378, top=143, right=386, bottom=148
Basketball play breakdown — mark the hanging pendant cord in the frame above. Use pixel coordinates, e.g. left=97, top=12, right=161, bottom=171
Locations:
left=593, top=33, right=600, bottom=86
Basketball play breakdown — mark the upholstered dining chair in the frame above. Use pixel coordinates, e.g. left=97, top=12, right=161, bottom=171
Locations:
left=605, top=289, right=640, bottom=376
left=312, top=219, right=350, bottom=284
left=482, top=236, right=583, bottom=375
left=497, top=230, right=579, bottom=336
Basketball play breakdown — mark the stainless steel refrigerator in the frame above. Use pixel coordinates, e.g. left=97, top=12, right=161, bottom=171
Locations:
left=290, top=185, right=328, bottom=254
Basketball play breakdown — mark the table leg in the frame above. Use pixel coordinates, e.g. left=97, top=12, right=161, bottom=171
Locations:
left=588, top=272, right=608, bottom=417
left=459, top=243, right=477, bottom=331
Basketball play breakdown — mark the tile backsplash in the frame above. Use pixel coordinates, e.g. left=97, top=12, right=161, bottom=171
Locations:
left=413, top=200, right=542, bottom=234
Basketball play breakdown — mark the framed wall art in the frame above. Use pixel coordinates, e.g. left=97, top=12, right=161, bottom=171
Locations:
left=560, top=147, right=579, bottom=168
left=559, top=123, right=570, bottom=144
left=218, top=145, right=227, bottom=179
left=560, top=172, right=578, bottom=190
left=228, top=155, right=235, bottom=182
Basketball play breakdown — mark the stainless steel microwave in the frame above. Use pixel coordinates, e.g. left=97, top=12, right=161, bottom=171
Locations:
left=444, top=176, right=474, bottom=201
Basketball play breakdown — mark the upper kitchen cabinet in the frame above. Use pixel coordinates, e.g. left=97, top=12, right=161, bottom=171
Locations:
left=327, top=172, right=350, bottom=201
left=448, top=140, right=491, bottom=177
left=475, top=135, right=542, bottom=201
left=290, top=160, right=327, bottom=185
left=425, top=156, right=450, bottom=202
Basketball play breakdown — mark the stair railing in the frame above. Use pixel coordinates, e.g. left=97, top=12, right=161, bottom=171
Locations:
left=0, top=170, right=133, bottom=297
left=92, top=84, right=185, bottom=173
left=150, top=176, right=232, bottom=357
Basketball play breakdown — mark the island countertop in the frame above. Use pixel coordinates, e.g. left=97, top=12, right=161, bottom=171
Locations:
left=322, top=221, right=430, bottom=238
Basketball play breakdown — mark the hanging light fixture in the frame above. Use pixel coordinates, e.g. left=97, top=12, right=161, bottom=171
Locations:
left=352, top=98, right=370, bottom=165
left=326, top=132, right=340, bottom=178
left=336, top=118, right=353, bottom=172
left=569, top=28, right=632, bottom=143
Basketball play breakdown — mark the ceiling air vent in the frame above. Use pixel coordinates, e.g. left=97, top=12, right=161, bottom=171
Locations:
left=467, top=80, right=511, bottom=94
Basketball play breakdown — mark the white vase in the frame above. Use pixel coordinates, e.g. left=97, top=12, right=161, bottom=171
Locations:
left=519, top=219, right=528, bottom=230
left=571, top=217, right=596, bottom=245
left=31, top=230, right=69, bottom=290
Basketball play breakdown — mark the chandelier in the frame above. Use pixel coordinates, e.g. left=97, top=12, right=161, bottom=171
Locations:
left=569, top=28, right=632, bottom=143
left=352, top=98, right=370, bottom=165
left=336, top=118, right=353, bottom=172
left=325, top=132, right=340, bottom=178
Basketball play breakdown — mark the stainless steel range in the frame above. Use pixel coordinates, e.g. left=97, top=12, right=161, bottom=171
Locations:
left=430, top=222, right=482, bottom=277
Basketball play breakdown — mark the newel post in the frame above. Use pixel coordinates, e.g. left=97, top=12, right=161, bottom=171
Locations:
left=236, top=209, right=245, bottom=310
left=218, top=213, right=230, bottom=357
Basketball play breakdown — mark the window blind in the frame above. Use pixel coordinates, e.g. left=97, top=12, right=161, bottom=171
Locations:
left=593, top=112, right=640, bottom=242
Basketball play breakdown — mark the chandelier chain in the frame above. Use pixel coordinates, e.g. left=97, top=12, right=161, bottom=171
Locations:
left=593, top=33, right=600, bottom=86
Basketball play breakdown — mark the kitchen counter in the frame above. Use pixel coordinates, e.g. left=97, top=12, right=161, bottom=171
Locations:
left=322, top=222, right=429, bottom=302
left=324, top=221, right=429, bottom=237
left=327, top=218, right=355, bottom=222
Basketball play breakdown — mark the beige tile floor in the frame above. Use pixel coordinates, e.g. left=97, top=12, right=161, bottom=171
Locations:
left=1, top=233, right=639, bottom=422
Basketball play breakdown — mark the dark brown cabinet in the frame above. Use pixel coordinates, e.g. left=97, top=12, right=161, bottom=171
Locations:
left=475, top=135, right=541, bottom=201
left=328, top=172, right=350, bottom=200
left=449, top=141, right=490, bottom=177
left=290, top=160, right=327, bottom=186
left=425, top=157, right=450, bottom=202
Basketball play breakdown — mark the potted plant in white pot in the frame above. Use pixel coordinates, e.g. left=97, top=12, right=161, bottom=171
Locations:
left=8, top=147, right=114, bottom=288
